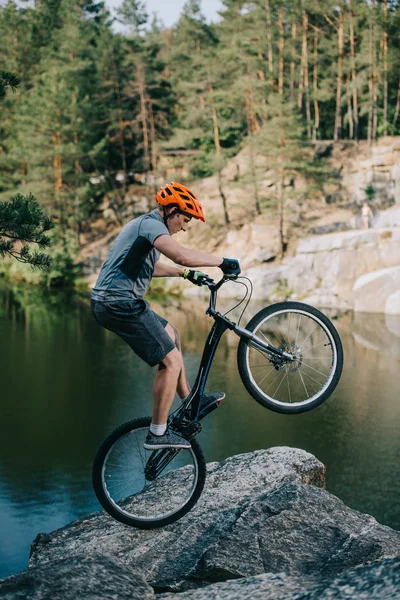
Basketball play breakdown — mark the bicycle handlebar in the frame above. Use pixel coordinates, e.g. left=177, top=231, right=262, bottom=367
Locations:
left=201, top=274, right=239, bottom=291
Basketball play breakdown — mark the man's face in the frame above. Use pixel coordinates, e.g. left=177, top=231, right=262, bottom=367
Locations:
left=168, top=212, right=192, bottom=235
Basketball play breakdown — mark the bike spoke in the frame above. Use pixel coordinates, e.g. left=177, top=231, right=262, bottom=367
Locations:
left=301, top=361, right=330, bottom=378
left=245, top=307, right=340, bottom=408
left=99, top=426, right=199, bottom=523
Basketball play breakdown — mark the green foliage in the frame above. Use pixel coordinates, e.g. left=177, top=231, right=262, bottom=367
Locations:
left=364, top=184, right=376, bottom=201
left=1, top=0, right=400, bottom=280
left=0, top=193, right=55, bottom=269
left=0, top=71, right=20, bottom=99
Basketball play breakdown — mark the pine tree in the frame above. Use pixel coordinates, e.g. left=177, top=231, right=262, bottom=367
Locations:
left=0, top=72, right=54, bottom=269
left=0, top=193, right=55, bottom=268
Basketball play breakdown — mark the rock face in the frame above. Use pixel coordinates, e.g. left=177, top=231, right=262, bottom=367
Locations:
left=28, top=448, right=324, bottom=592
left=23, top=446, right=400, bottom=598
left=353, top=266, right=400, bottom=314
left=0, top=554, right=154, bottom=600
left=159, top=557, right=400, bottom=600
left=284, top=227, right=400, bottom=311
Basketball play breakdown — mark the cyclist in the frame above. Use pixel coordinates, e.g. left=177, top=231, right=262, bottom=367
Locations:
left=91, top=181, right=240, bottom=450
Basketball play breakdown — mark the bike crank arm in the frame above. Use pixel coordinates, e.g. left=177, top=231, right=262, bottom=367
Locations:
left=233, top=325, right=297, bottom=361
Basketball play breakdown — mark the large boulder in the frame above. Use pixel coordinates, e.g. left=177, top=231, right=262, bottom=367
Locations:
left=27, top=448, right=400, bottom=594
left=284, top=228, right=400, bottom=310
left=28, top=448, right=323, bottom=591
left=0, top=554, right=154, bottom=600
left=159, top=557, right=400, bottom=600
left=353, top=266, right=400, bottom=314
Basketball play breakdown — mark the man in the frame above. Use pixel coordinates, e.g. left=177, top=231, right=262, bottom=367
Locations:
left=361, top=202, right=373, bottom=230
left=91, top=181, right=240, bottom=450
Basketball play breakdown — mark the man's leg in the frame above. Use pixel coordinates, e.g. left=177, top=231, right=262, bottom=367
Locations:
left=152, top=347, right=182, bottom=425
left=164, top=323, right=190, bottom=399
left=145, top=347, right=191, bottom=449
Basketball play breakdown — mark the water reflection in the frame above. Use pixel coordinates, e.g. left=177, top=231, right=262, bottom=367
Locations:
left=0, top=282, right=399, bottom=578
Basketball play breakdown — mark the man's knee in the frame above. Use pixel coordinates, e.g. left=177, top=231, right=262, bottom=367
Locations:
left=159, top=347, right=182, bottom=372
left=165, top=323, right=181, bottom=349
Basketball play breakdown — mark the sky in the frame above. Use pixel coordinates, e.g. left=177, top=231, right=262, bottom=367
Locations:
left=105, top=0, right=224, bottom=29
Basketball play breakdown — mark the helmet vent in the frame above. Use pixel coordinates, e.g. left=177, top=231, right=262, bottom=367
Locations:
left=180, top=194, right=191, bottom=201
left=188, top=190, right=196, bottom=199
left=166, top=187, right=173, bottom=196
left=173, top=186, right=184, bottom=193
left=161, top=191, right=166, bottom=198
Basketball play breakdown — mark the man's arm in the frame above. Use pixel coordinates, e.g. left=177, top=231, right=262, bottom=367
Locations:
left=153, top=261, right=184, bottom=277
left=154, top=234, right=223, bottom=267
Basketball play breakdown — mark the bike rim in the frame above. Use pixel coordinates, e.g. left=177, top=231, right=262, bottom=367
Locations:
left=101, top=426, right=199, bottom=522
left=245, top=308, right=338, bottom=408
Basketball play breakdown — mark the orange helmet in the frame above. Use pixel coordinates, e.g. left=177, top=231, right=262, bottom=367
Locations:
left=156, top=182, right=205, bottom=222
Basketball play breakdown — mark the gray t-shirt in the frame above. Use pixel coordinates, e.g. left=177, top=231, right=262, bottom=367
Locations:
left=91, top=209, right=169, bottom=302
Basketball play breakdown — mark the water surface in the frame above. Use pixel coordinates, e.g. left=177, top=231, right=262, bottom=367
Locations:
left=0, top=282, right=399, bottom=578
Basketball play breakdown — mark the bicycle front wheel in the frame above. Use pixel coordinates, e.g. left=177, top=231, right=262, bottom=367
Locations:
left=92, top=417, right=206, bottom=528
left=237, top=302, right=343, bottom=414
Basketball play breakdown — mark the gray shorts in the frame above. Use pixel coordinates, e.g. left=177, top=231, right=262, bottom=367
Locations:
left=91, top=299, right=175, bottom=367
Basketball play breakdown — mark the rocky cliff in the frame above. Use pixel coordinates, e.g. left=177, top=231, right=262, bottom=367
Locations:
left=1, top=447, right=400, bottom=599
left=78, top=139, right=400, bottom=314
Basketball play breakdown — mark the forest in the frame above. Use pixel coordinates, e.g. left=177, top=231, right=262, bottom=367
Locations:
left=0, top=0, right=399, bottom=282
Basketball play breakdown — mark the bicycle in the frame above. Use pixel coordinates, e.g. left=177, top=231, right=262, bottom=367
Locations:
left=92, top=274, right=343, bottom=528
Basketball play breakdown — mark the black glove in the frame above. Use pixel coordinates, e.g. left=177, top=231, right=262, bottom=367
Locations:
left=182, top=268, right=209, bottom=286
left=220, top=258, right=241, bottom=277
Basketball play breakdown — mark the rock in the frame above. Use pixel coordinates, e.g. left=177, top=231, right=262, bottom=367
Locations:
left=157, top=572, right=313, bottom=600
left=256, top=248, right=276, bottom=263
left=374, top=206, right=400, bottom=228
left=308, top=221, right=351, bottom=235
left=284, top=227, right=400, bottom=311
left=0, top=553, right=154, bottom=600
left=27, top=447, right=400, bottom=595
left=158, top=557, right=400, bottom=600
left=195, top=483, right=400, bottom=584
left=28, top=448, right=325, bottom=592
left=241, top=266, right=288, bottom=300
left=353, top=266, right=400, bottom=313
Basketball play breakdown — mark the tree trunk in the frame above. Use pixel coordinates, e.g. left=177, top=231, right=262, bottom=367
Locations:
left=383, top=0, right=388, bottom=136
left=208, top=75, right=221, bottom=155
left=392, top=79, right=400, bottom=133
left=346, top=73, right=354, bottom=139
left=334, top=7, right=344, bottom=141
left=265, top=0, right=274, bottom=88
left=217, top=171, right=230, bottom=225
left=372, top=20, right=378, bottom=142
left=312, top=27, right=319, bottom=142
left=112, top=51, right=127, bottom=181
left=148, top=100, right=157, bottom=172
left=290, top=22, right=297, bottom=103
left=246, top=87, right=261, bottom=215
left=278, top=168, right=285, bottom=258
left=348, top=0, right=359, bottom=140
left=209, top=75, right=230, bottom=224
left=137, top=60, right=150, bottom=172
left=368, top=22, right=373, bottom=146
left=298, top=10, right=307, bottom=112
left=302, top=12, right=311, bottom=138
left=278, top=8, right=284, bottom=96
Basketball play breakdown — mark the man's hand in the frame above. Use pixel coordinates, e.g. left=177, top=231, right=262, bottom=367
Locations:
left=182, top=269, right=209, bottom=286
left=220, top=258, right=241, bottom=277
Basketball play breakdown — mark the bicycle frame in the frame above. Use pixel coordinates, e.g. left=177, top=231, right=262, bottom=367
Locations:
left=173, top=276, right=296, bottom=424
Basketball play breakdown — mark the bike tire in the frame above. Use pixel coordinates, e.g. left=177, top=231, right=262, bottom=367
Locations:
left=92, top=417, right=207, bottom=528
left=237, top=302, right=343, bottom=414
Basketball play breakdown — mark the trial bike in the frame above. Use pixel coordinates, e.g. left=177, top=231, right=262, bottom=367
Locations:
left=92, top=275, right=343, bottom=528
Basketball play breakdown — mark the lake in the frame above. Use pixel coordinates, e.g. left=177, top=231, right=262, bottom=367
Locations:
left=0, top=281, right=399, bottom=579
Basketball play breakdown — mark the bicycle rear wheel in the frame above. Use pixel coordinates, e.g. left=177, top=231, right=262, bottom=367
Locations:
left=92, top=417, right=206, bottom=528
left=237, top=302, right=343, bottom=414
